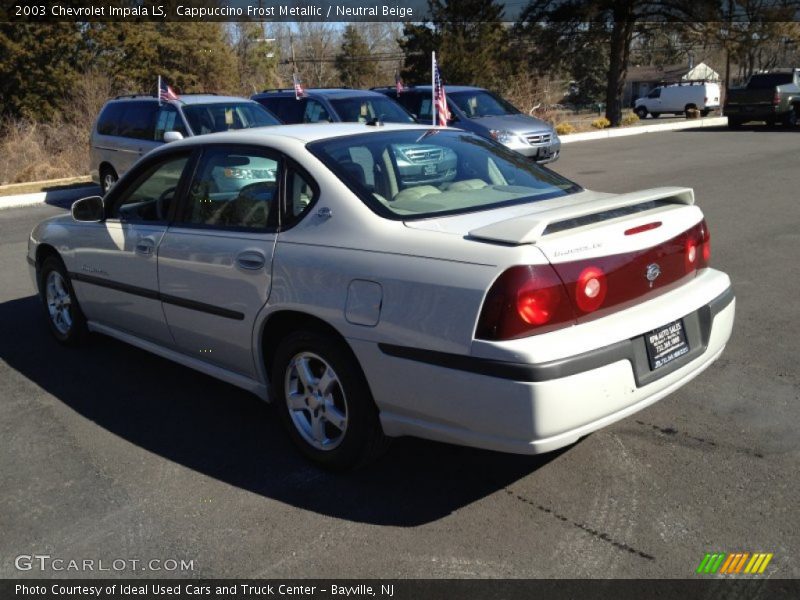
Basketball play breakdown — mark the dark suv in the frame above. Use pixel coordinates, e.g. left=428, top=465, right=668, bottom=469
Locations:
left=90, top=94, right=281, bottom=194
left=373, top=85, right=560, bottom=163
left=251, top=88, right=416, bottom=125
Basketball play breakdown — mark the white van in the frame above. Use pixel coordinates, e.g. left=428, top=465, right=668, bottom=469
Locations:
left=634, top=82, right=721, bottom=119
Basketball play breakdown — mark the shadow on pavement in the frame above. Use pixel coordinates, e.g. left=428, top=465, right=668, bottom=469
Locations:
left=43, top=184, right=101, bottom=209
left=0, top=294, right=565, bottom=527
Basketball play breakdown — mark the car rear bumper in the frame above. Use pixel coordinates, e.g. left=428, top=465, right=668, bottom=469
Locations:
left=355, top=281, right=734, bottom=455
left=725, top=105, right=782, bottom=119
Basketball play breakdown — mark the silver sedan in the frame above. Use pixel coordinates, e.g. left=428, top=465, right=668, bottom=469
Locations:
left=28, top=124, right=734, bottom=469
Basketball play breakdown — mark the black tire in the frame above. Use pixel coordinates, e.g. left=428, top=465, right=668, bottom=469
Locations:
left=700, top=109, right=711, bottom=117
left=100, top=165, right=118, bottom=195
left=271, top=329, right=389, bottom=469
left=727, top=117, right=742, bottom=129
left=650, top=112, right=660, bottom=118
left=634, top=106, right=648, bottom=119
left=782, top=108, right=798, bottom=128
left=38, top=255, right=88, bottom=345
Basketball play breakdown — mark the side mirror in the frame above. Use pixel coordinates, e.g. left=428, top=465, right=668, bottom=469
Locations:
left=71, top=196, right=104, bottom=222
left=164, top=131, right=184, bottom=143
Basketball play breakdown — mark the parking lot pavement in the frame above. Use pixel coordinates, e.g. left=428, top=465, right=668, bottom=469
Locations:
left=0, top=127, right=798, bottom=579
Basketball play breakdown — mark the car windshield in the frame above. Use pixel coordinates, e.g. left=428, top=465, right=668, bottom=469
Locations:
left=307, top=129, right=580, bottom=220
left=182, top=102, right=280, bottom=135
left=329, top=97, right=415, bottom=124
left=449, top=90, right=521, bottom=118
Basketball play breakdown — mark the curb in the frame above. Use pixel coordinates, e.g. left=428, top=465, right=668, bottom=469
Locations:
left=560, top=116, right=728, bottom=144
left=0, top=184, right=99, bottom=211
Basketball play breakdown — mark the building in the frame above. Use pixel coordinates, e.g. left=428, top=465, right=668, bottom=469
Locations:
left=624, top=62, right=720, bottom=106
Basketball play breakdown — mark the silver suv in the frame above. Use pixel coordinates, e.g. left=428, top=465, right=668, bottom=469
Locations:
left=373, top=85, right=561, bottom=163
left=90, top=94, right=281, bottom=194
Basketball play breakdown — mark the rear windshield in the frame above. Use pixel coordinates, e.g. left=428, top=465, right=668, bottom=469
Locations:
left=747, top=74, right=794, bottom=89
left=449, top=90, right=521, bottom=117
left=182, top=102, right=280, bottom=135
left=307, top=129, right=580, bottom=220
left=329, top=96, right=415, bottom=124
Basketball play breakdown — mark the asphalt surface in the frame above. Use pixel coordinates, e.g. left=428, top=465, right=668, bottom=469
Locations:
left=1, top=125, right=798, bottom=579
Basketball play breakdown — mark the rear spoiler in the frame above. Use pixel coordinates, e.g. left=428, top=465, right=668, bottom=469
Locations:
left=468, top=187, right=695, bottom=245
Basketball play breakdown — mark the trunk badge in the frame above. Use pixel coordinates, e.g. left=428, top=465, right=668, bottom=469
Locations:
left=646, top=263, right=661, bottom=287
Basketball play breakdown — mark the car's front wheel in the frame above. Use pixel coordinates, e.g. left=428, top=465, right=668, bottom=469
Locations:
left=634, top=106, right=648, bottom=119
left=38, top=256, right=88, bottom=345
left=271, top=329, right=389, bottom=469
left=100, top=166, right=118, bottom=195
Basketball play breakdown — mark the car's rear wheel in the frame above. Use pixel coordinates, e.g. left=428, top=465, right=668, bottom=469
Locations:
left=38, top=256, right=88, bottom=345
left=271, top=329, right=389, bottom=469
left=100, top=166, right=118, bottom=195
left=783, top=108, right=798, bottom=128
left=634, top=106, right=648, bottom=119
left=700, top=109, right=711, bottom=117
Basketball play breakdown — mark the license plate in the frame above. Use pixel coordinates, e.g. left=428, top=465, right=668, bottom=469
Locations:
left=538, top=149, right=552, bottom=159
left=645, top=319, right=689, bottom=370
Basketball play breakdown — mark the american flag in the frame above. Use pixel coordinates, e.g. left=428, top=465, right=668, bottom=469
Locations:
left=159, top=79, right=179, bottom=102
left=432, top=54, right=449, bottom=127
left=293, top=72, right=306, bottom=100
left=395, top=70, right=405, bottom=95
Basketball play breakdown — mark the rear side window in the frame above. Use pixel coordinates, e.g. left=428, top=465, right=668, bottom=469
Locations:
left=96, top=103, right=125, bottom=136
left=747, top=74, right=793, bottom=89
left=259, top=97, right=304, bottom=123
left=118, top=102, right=158, bottom=140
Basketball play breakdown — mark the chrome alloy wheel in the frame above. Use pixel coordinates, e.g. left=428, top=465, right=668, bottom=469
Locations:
left=45, top=270, right=73, bottom=335
left=284, top=352, right=349, bottom=451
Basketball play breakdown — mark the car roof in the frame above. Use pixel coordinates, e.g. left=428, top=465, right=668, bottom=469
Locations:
left=164, top=122, right=448, bottom=146
left=376, top=85, right=487, bottom=94
left=255, top=88, right=388, bottom=100
left=109, top=94, right=258, bottom=105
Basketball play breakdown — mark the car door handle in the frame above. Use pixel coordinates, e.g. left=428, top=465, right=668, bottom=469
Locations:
left=135, top=239, right=155, bottom=256
left=236, top=251, right=266, bottom=270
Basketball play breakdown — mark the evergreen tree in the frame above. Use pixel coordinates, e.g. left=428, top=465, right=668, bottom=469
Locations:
left=86, top=22, right=237, bottom=95
left=0, top=23, right=86, bottom=119
left=335, top=25, right=378, bottom=89
left=399, top=0, right=510, bottom=88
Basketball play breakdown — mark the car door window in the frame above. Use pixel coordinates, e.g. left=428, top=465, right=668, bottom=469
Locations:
left=180, top=148, right=280, bottom=230
left=109, top=155, right=190, bottom=222
left=154, top=105, right=187, bottom=140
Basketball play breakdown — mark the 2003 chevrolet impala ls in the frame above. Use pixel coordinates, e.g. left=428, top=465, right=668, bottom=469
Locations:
left=27, top=123, right=734, bottom=468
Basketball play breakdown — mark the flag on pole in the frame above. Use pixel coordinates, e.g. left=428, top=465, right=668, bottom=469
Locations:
left=158, top=77, right=180, bottom=102
left=432, top=52, right=449, bottom=127
left=395, top=70, right=405, bottom=95
left=293, top=72, right=307, bottom=100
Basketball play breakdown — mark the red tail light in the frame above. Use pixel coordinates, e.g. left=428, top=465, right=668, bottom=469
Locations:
left=476, top=219, right=712, bottom=341
left=774, top=91, right=781, bottom=105
left=476, top=265, right=575, bottom=340
left=575, top=266, right=607, bottom=312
